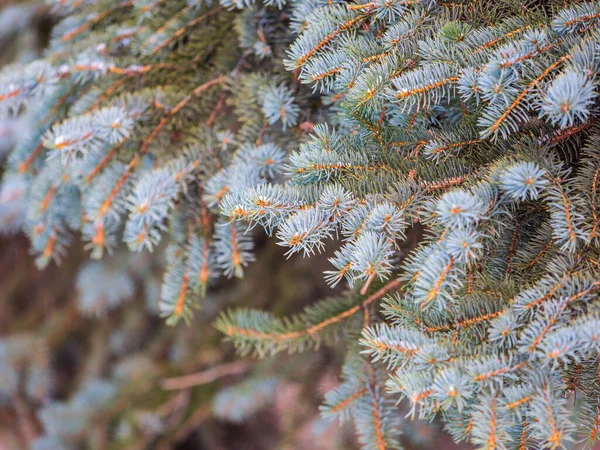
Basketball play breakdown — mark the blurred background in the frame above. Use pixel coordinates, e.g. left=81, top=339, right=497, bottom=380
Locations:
left=0, top=1, right=474, bottom=449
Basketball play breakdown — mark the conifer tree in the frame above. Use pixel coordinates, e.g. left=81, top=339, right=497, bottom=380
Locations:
left=3, top=0, right=600, bottom=449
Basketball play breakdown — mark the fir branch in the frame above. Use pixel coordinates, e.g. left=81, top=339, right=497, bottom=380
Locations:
left=218, top=279, right=401, bottom=355
left=60, top=1, right=134, bottom=43
left=481, top=56, right=569, bottom=139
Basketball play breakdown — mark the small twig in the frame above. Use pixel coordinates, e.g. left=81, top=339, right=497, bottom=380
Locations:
left=360, top=271, right=377, bottom=295
left=174, top=405, right=211, bottom=441
left=205, top=91, right=227, bottom=127
left=362, top=278, right=402, bottom=308
left=157, top=390, right=190, bottom=416
left=160, top=361, right=250, bottom=390
left=163, top=390, right=191, bottom=429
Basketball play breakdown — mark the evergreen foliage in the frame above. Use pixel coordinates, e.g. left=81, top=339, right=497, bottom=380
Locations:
left=3, top=0, right=600, bottom=448
left=0, top=0, right=306, bottom=328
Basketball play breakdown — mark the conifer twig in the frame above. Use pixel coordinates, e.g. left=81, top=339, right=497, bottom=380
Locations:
left=161, top=361, right=251, bottom=390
